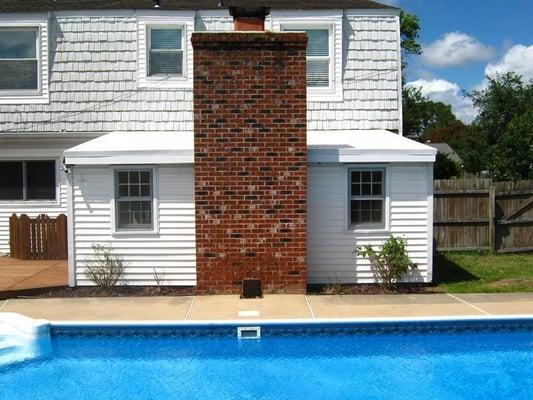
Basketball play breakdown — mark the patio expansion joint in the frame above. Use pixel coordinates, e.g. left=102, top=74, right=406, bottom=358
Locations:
left=446, top=293, right=491, bottom=316
left=184, top=296, right=196, bottom=320
left=304, top=295, right=316, bottom=319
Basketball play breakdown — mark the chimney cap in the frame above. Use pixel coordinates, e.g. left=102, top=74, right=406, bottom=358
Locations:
left=229, top=6, right=270, bottom=18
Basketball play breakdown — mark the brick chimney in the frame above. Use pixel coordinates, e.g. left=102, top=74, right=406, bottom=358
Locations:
left=192, top=32, right=308, bottom=294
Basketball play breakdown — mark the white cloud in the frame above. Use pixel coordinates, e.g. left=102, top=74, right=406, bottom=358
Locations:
left=485, top=44, right=533, bottom=81
left=422, top=32, right=495, bottom=68
left=406, top=78, right=478, bottom=123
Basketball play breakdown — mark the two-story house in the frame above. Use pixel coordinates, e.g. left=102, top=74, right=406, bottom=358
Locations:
left=0, top=0, right=436, bottom=294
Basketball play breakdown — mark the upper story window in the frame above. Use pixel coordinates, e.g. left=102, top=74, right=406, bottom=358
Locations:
left=0, top=160, right=56, bottom=201
left=275, top=11, right=343, bottom=102
left=287, top=28, right=330, bottom=88
left=137, top=13, right=194, bottom=89
left=0, top=28, right=38, bottom=91
left=0, top=18, right=49, bottom=104
left=148, top=27, right=183, bottom=77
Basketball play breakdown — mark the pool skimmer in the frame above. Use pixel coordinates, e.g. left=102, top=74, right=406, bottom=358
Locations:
left=237, top=326, right=261, bottom=339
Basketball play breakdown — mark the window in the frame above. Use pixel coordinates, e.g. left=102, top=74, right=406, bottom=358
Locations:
left=277, top=14, right=343, bottom=101
left=285, top=28, right=330, bottom=87
left=115, top=169, right=153, bottom=231
left=137, top=14, right=193, bottom=89
left=148, top=27, right=183, bottom=77
left=350, top=169, right=385, bottom=228
left=0, top=160, right=56, bottom=201
left=0, top=28, right=38, bottom=91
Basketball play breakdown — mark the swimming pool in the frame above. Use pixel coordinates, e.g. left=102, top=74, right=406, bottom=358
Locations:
left=1, top=317, right=532, bottom=400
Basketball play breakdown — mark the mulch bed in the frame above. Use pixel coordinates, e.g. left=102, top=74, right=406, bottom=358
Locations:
left=307, top=283, right=441, bottom=295
left=34, top=286, right=196, bottom=298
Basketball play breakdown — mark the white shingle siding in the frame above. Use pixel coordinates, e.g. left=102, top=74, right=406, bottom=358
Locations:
left=71, top=165, right=196, bottom=286
left=0, top=11, right=400, bottom=133
left=307, top=163, right=432, bottom=284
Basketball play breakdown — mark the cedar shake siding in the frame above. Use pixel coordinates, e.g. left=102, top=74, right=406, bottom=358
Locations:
left=192, top=32, right=307, bottom=294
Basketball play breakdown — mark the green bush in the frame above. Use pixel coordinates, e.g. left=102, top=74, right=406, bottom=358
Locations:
left=355, top=236, right=417, bottom=290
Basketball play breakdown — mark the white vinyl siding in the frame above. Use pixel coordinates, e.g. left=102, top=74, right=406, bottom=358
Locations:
left=71, top=165, right=196, bottom=286
left=307, top=163, right=432, bottom=284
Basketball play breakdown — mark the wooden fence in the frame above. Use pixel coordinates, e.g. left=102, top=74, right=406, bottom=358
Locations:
left=434, top=179, right=533, bottom=253
left=9, top=214, right=68, bottom=260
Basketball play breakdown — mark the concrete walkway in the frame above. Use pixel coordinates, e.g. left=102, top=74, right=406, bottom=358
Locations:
left=1, top=292, right=532, bottom=321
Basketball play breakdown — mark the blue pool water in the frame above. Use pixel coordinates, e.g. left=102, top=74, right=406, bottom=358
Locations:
left=0, top=322, right=532, bottom=400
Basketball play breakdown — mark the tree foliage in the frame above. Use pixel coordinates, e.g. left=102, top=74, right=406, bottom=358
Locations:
left=489, top=110, right=533, bottom=181
left=400, top=11, right=422, bottom=72
left=403, top=86, right=459, bottom=139
left=433, top=152, right=462, bottom=180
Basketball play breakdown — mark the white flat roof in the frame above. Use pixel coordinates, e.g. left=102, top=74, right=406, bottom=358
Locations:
left=307, top=130, right=436, bottom=163
left=64, top=131, right=194, bottom=165
left=64, top=130, right=436, bottom=165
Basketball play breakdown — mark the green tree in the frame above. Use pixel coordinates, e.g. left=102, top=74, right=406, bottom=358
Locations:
left=403, top=86, right=459, bottom=139
left=471, top=72, right=533, bottom=146
left=400, top=11, right=422, bottom=73
left=489, top=110, right=533, bottom=181
left=425, top=122, right=488, bottom=174
left=433, top=152, right=462, bottom=180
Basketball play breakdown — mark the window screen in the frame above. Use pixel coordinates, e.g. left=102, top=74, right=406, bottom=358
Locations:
left=115, top=170, right=153, bottom=230
left=0, top=28, right=39, bottom=90
left=286, top=28, right=330, bottom=87
left=149, top=28, right=183, bottom=76
left=350, top=170, right=385, bottom=227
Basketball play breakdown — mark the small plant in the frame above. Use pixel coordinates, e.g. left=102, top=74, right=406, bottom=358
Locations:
left=153, top=267, right=166, bottom=288
left=355, top=236, right=417, bottom=291
left=85, top=244, right=126, bottom=289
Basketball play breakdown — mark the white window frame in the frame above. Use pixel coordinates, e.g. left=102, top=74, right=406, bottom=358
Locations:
left=346, top=165, right=390, bottom=233
left=273, top=10, right=343, bottom=102
left=0, top=158, right=59, bottom=204
left=0, top=15, right=49, bottom=104
left=137, top=12, right=194, bottom=89
left=110, top=165, right=159, bottom=236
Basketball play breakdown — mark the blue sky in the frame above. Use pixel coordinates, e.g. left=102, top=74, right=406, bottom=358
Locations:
left=381, top=0, right=533, bottom=122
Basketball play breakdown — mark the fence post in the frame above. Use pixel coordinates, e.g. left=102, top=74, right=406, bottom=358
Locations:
left=488, top=185, right=496, bottom=254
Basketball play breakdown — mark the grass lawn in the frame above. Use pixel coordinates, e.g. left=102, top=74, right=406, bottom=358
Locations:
left=434, top=251, right=533, bottom=293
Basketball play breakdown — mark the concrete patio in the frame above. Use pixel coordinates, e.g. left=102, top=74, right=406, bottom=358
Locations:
left=1, top=292, right=531, bottom=321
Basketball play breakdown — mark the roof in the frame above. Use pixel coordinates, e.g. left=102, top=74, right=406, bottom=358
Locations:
left=64, top=131, right=194, bottom=165
left=0, top=0, right=396, bottom=12
left=308, top=130, right=437, bottom=163
left=64, top=130, right=436, bottom=166
left=425, top=143, right=462, bottom=163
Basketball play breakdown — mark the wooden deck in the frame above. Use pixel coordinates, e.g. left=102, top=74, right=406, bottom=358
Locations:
left=0, top=257, right=67, bottom=298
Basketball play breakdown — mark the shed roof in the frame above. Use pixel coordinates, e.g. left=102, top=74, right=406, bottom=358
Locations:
left=64, top=130, right=436, bottom=166
left=0, top=1, right=396, bottom=12
left=425, top=143, right=462, bottom=163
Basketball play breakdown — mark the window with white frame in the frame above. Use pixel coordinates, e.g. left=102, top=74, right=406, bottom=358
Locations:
left=137, top=14, right=193, bottom=89
left=0, top=27, right=39, bottom=91
left=0, top=18, right=48, bottom=103
left=285, top=27, right=331, bottom=88
left=0, top=160, right=56, bottom=201
left=148, top=26, right=183, bottom=77
left=115, top=169, right=153, bottom=231
left=349, top=169, right=385, bottom=228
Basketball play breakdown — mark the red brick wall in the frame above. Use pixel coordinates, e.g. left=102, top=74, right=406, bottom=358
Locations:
left=192, top=32, right=308, bottom=294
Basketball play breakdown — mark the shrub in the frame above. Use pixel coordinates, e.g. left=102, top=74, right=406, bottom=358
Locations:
left=355, top=236, right=417, bottom=290
left=85, top=244, right=126, bottom=289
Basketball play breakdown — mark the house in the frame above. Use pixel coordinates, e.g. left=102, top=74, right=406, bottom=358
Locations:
left=0, top=0, right=436, bottom=293
left=426, top=142, right=463, bottom=164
